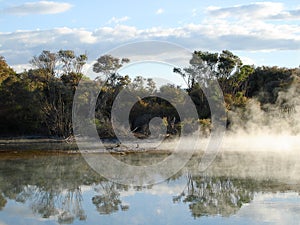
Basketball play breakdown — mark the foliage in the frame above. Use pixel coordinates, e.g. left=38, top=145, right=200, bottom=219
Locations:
left=0, top=50, right=87, bottom=137
left=0, top=50, right=298, bottom=137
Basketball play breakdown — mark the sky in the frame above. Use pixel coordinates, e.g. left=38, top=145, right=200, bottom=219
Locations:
left=0, top=0, right=300, bottom=76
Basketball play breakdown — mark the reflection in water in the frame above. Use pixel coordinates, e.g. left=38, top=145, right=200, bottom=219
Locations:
left=173, top=174, right=253, bottom=218
left=0, top=193, right=6, bottom=210
left=92, top=181, right=129, bottom=215
left=0, top=152, right=299, bottom=224
left=0, top=153, right=101, bottom=224
left=18, top=186, right=87, bottom=223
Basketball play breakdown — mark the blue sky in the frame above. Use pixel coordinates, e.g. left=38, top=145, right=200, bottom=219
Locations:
left=0, top=0, right=300, bottom=73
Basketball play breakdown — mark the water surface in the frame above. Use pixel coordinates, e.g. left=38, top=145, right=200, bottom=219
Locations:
left=0, top=151, right=299, bottom=225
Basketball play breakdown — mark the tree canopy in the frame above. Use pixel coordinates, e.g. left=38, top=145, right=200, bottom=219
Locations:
left=0, top=49, right=299, bottom=137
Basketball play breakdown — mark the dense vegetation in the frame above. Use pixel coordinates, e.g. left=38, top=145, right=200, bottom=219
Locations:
left=0, top=49, right=299, bottom=138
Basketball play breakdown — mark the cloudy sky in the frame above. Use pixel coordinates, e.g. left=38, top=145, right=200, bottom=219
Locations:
left=0, top=0, right=300, bottom=72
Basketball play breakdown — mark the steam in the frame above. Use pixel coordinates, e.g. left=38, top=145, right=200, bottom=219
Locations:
left=156, top=80, right=300, bottom=154
left=228, top=85, right=300, bottom=135
left=224, top=80, right=300, bottom=152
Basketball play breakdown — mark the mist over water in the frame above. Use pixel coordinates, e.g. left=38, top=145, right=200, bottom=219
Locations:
left=140, top=82, right=300, bottom=184
left=188, top=83, right=300, bottom=184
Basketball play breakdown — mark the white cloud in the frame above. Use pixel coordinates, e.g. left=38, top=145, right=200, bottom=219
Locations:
left=207, top=2, right=300, bottom=20
left=11, top=63, right=31, bottom=73
left=2, top=2, right=300, bottom=70
left=237, top=192, right=300, bottom=224
left=1, top=19, right=300, bottom=70
left=2, top=1, right=73, bottom=16
left=269, top=9, right=300, bottom=20
left=156, top=8, right=164, bottom=15
left=207, top=2, right=283, bottom=19
left=107, top=16, right=130, bottom=25
left=239, top=56, right=256, bottom=65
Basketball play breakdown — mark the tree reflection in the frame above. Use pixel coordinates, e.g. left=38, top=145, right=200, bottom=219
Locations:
left=0, top=193, right=7, bottom=210
left=0, top=153, right=133, bottom=223
left=13, top=185, right=87, bottom=224
left=29, top=187, right=59, bottom=218
left=0, top=154, right=96, bottom=224
left=173, top=173, right=254, bottom=217
left=59, top=187, right=86, bottom=223
left=1, top=152, right=300, bottom=224
left=92, top=181, right=129, bottom=214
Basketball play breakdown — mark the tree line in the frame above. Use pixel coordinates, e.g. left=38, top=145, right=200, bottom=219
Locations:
left=0, top=49, right=299, bottom=138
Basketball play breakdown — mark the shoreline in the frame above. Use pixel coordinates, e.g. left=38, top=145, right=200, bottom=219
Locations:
left=0, top=137, right=78, bottom=152
left=0, top=137, right=174, bottom=154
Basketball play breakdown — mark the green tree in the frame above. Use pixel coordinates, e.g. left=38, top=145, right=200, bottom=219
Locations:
left=0, top=56, right=16, bottom=85
left=217, top=50, right=242, bottom=79
left=30, top=50, right=57, bottom=78
left=93, top=55, right=129, bottom=78
left=92, top=55, right=130, bottom=137
left=0, top=57, right=44, bottom=134
left=247, top=66, right=294, bottom=104
left=174, top=50, right=248, bottom=117
left=29, top=50, right=88, bottom=137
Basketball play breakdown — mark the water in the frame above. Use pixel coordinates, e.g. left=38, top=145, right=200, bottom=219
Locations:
left=0, top=151, right=300, bottom=225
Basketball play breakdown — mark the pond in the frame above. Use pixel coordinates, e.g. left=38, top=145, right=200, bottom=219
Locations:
left=0, top=151, right=300, bottom=225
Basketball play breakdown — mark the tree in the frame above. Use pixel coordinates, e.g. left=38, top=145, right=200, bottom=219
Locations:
left=93, top=55, right=129, bottom=77
left=174, top=50, right=248, bottom=115
left=0, top=57, right=44, bottom=135
left=174, top=50, right=242, bottom=91
left=146, top=78, right=156, bottom=93
left=247, top=66, right=294, bottom=104
left=92, top=55, right=130, bottom=138
left=193, top=51, right=218, bottom=71
left=217, top=50, right=242, bottom=79
left=30, top=50, right=57, bottom=79
left=0, top=56, right=16, bottom=85
left=58, top=50, right=88, bottom=75
left=29, top=50, right=88, bottom=137
left=31, top=50, right=87, bottom=79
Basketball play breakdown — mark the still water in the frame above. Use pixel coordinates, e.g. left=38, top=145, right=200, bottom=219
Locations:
left=0, top=151, right=300, bottom=225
